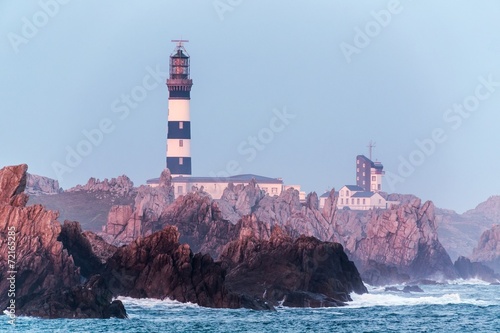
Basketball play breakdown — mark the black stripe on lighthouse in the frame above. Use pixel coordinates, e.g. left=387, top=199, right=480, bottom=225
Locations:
left=166, top=157, right=191, bottom=175
left=167, top=121, right=191, bottom=139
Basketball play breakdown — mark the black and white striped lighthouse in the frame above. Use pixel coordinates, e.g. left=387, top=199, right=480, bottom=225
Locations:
left=166, top=40, right=193, bottom=176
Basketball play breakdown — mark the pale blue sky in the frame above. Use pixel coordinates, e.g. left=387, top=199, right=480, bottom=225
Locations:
left=1, top=1, right=499, bottom=212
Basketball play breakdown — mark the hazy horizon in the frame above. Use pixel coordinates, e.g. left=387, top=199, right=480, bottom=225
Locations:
left=2, top=1, right=500, bottom=213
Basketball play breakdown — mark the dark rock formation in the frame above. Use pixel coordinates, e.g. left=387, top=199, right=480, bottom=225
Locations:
left=470, top=225, right=500, bottom=273
left=384, top=285, right=424, bottom=293
left=19, top=275, right=127, bottom=319
left=220, top=226, right=367, bottom=307
left=103, top=226, right=272, bottom=310
left=454, top=256, right=499, bottom=282
left=0, top=164, right=126, bottom=319
left=25, top=173, right=62, bottom=195
left=58, top=221, right=115, bottom=278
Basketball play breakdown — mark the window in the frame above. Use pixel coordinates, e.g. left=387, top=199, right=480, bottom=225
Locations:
left=363, top=163, right=366, bottom=167
left=271, top=187, right=278, bottom=194
left=372, top=176, right=376, bottom=181
left=357, top=198, right=360, bottom=205
left=179, top=140, right=183, bottom=147
left=357, top=160, right=359, bottom=164
left=345, top=190, right=349, bottom=197
left=356, top=176, right=359, bottom=181
left=363, top=199, right=366, bottom=205
left=351, top=198, right=354, bottom=204
left=177, top=186, right=183, bottom=194
left=179, top=157, right=183, bottom=165
left=340, top=198, right=343, bottom=204
left=379, top=199, right=382, bottom=204
left=378, top=184, right=381, bottom=190
left=179, top=121, right=183, bottom=129
left=363, top=172, right=365, bottom=176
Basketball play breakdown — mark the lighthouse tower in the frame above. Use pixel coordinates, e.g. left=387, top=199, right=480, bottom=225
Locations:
left=166, top=40, right=193, bottom=176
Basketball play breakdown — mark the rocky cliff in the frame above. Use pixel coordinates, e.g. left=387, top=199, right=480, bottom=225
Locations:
left=436, top=196, right=500, bottom=261
left=0, top=165, right=126, bottom=319
left=470, top=225, right=500, bottom=273
left=101, top=169, right=175, bottom=245
left=25, top=173, right=62, bottom=195
left=333, top=198, right=457, bottom=285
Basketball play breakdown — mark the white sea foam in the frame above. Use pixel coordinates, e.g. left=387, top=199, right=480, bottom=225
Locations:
left=116, top=296, right=200, bottom=309
left=347, top=292, right=491, bottom=308
left=447, top=278, right=495, bottom=285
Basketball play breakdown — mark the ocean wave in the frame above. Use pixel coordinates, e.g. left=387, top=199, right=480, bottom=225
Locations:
left=446, top=278, right=495, bottom=285
left=347, top=292, right=490, bottom=308
left=116, top=296, right=200, bottom=309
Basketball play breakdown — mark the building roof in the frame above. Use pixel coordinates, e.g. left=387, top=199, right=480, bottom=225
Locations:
left=320, top=191, right=331, bottom=198
left=343, top=185, right=365, bottom=191
left=147, top=174, right=283, bottom=185
left=351, top=191, right=376, bottom=198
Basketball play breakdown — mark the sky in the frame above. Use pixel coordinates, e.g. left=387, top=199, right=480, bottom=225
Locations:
left=1, top=0, right=499, bottom=213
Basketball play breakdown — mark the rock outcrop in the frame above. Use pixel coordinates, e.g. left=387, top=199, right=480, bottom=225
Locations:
left=25, top=173, right=62, bottom=195
left=103, top=226, right=272, bottom=310
left=101, top=169, right=175, bottom=245
left=0, top=164, right=126, bottom=319
left=470, top=225, right=500, bottom=273
left=67, top=175, right=135, bottom=196
left=220, top=226, right=367, bottom=307
left=436, top=196, right=500, bottom=261
left=334, top=198, right=457, bottom=285
left=454, top=256, right=499, bottom=282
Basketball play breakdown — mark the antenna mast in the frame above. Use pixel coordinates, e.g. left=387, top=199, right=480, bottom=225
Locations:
left=367, top=140, right=376, bottom=160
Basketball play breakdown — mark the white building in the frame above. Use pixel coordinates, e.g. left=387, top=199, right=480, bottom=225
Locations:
left=147, top=174, right=306, bottom=200
left=336, top=185, right=398, bottom=210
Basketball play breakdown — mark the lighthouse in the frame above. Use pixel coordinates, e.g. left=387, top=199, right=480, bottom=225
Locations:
left=166, top=40, right=193, bottom=176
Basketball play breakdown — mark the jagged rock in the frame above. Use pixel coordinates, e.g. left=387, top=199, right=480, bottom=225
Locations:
left=220, top=226, right=367, bottom=307
left=58, top=221, right=110, bottom=278
left=334, top=199, right=457, bottom=285
left=436, top=196, right=500, bottom=261
left=67, top=175, right=134, bottom=196
left=454, top=256, right=499, bottom=282
left=0, top=164, right=28, bottom=207
left=0, top=164, right=126, bottom=319
left=470, top=225, right=500, bottom=273
left=101, top=169, right=175, bottom=245
left=103, top=226, right=272, bottom=310
left=25, top=173, right=62, bottom=195
left=82, top=231, right=117, bottom=264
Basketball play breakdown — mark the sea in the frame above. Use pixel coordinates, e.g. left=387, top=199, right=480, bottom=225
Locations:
left=2, top=280, right=499, bottom=333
